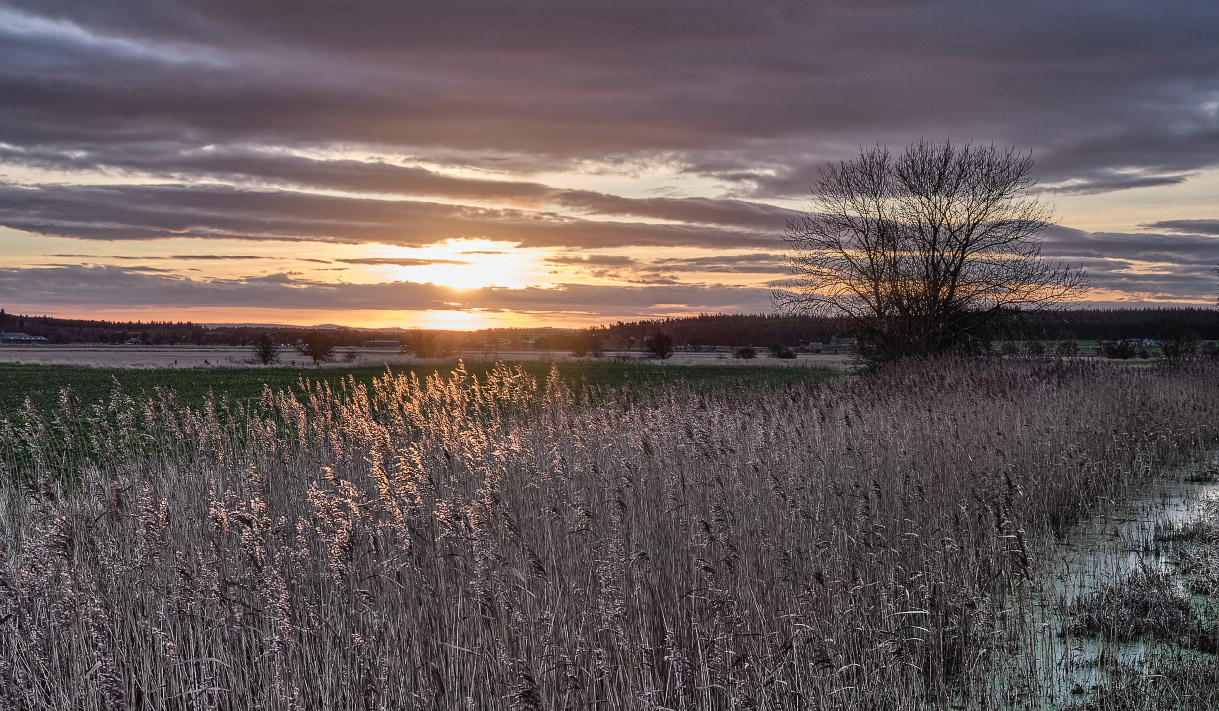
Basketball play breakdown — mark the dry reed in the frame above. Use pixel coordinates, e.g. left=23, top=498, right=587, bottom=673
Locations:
left=2, top=358, right=1218, bottom=709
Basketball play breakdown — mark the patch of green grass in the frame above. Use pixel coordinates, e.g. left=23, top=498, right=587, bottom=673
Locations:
left=0, top=361, right=839, bottom=419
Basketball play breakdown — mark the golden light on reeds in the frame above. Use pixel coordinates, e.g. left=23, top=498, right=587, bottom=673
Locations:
left=3, top=359, right=1219, bottom=708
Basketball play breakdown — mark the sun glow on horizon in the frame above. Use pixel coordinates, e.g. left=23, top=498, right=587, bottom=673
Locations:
left=350, top=238, right=549, bottom=291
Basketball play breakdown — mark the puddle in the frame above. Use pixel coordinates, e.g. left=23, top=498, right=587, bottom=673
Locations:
left=1024, top=454, right=1219, bottom=706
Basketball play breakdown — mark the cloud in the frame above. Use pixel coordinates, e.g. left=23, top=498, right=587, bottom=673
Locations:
left=1, top=2, right=1216, bottom=189
left=647, top=253, right=789, bottom=274
left=50, top=253, right=270, bottom=261
left=1041, top=172, right=1195, bottom=196
left=1042, top=225, right=1219, bottom=267
left=545, top=255, right=637, bottom=268
left=2, top=0, right=1218, bottom=318
left=335, top=257, right=472, bottom=266
left=554, top=191, right=798, bottom=229
left=0, top=182, right=780, bottom=250
left=1141, top=220, right=1219, bottom=237
left=0, top=264, right=774, bottom=314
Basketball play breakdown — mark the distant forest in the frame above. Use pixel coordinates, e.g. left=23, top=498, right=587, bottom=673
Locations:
left=1, top=307, right=1216, bottom=350
left=593, top=309, right=1219, bottom=347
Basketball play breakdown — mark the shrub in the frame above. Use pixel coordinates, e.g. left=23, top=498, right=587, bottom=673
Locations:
left=250, top=333, right=280, bottom=365
left=296, top=332, right=335, bottom=365
left=571, top=330, right=604, bottom=358
left=408, top=331, right=454, bottom=358
left=733, top=346, right=757, bottom=359
left=1055, top=340, right=1079, bottom=357
left=645, top=330, right=674, bottom=359
left=1100, top=339, right=1139, bottom=359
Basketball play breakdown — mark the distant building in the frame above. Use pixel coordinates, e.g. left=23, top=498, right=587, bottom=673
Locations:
left=807, top=341, right=823, bottom=353
left=823, top=338, right=857, bottom=354
left=0, top=332, right=49, bottom=344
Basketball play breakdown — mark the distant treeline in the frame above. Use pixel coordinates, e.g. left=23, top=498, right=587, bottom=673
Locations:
left=580, top=309, right=1219, bottom=349
left=1006, top=308, right=1219, bottom=342
left=1, top=306, right=1215, bottom=349
left=0, top=310, right=399, bottom=347
left=598, top=314, right=845, bottom=348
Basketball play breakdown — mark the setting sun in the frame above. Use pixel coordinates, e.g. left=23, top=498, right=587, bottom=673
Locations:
left=346, top=239, right=547, bottom=291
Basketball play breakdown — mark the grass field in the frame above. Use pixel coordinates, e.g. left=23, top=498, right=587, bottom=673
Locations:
left=0, top=361, right=841, bottom=420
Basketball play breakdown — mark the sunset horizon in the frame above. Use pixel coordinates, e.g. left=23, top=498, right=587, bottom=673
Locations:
left=2, top=2, right=1217, bottom=329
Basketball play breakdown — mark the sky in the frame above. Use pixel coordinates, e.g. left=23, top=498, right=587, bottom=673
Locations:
left=0, top=1, right=1217, bottom=329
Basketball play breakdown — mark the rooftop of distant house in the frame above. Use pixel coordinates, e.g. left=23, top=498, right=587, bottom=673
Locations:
left=0, top=332, right=49, bottom=343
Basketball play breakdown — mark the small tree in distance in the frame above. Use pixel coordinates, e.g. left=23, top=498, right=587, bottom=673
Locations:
left=572, top=329, right=604, bottom=358
left=1156, top=316, right=1199, bottom=365
left=645, top=331, right=674, bottom=359
left=408, top=331, right=452, bottom=359
left=296, top=332, right=335, bottom=366
left=776, top=139, right=1087, bottom=369
left=251, top=333, right=280, bottom=365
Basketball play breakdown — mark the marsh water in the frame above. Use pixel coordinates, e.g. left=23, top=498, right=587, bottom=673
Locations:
left=1015, top=453, right=1219, bottom=707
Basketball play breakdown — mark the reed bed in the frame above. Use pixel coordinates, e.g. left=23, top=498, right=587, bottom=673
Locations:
left=2, top=358, right=1218, bottom=710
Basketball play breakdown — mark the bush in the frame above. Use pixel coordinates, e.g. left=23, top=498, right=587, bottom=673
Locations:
left=572, top=330, right=604, bottom=358
left=734, top=346, right=757, bottom=359
left=250, top=333, right=280, bottom=365
left=296, top=332, right=336, bottom=365
left=645, top=331, right=674, bottom=359
left=1055, top=340, right=1079, bottom=357
left=1157, top=320, right=1200, bottom=363
left=408, top=331, right=454, bottom=359
left=768, top=344, right=797, bottom=359
left=1100, top=339, right=1139, bottom=359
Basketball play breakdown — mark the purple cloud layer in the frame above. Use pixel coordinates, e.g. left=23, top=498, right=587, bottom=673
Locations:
left=1, top=0, right=1217, bottom=319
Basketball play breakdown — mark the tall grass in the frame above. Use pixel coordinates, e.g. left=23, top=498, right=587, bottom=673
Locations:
left=2, top=359, right=1218, bottom=709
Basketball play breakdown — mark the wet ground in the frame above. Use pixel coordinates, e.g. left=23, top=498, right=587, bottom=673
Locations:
left=1025, top=454, right=1219, bottom=707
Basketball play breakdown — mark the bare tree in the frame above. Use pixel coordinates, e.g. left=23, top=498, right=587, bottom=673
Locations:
left=250, top=333, right=280, bottom=365
left=645, top=330, right=674, bottom=359
left=296, top=332, right=335, bottom=366
left=776, top=140, right=1087, bottom=367
left=572, top=329, right=604, bottom=358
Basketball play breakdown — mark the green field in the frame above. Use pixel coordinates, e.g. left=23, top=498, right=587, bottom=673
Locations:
left=0, top=361, right=840, bottom=419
